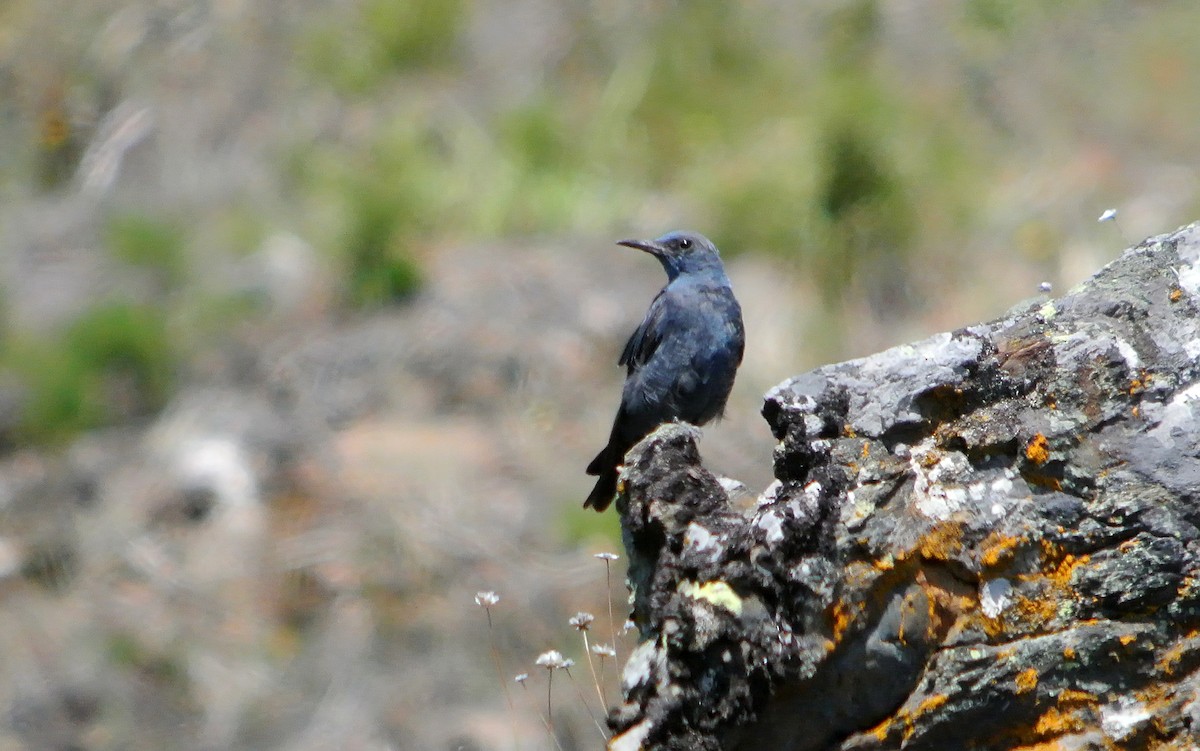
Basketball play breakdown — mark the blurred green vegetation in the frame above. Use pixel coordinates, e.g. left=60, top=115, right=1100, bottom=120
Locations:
left=105, top=632, right=189, bottom=689
left=106, top=213, right=188, bottom=288
left=294, top=0, right=987, bottom=311
left=288, top=0, right=1200, bottom=315
left=561, top=502, right=623, bottom=549
left=293, top=125, right=432, bottom=306
left=1, top=5, right=1200, bottom=748
left=303, top=0, right=466, bottom=94
left=4, top=0, right=1200, bottom=447
left=2, top=302, right=174, bottom=446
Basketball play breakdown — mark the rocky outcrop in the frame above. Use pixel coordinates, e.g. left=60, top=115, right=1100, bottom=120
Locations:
left=609, top=223, right=1200, bottom=749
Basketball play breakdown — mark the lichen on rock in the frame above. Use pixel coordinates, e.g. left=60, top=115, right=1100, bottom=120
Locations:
left=609, top=222, right=1200, bottom=750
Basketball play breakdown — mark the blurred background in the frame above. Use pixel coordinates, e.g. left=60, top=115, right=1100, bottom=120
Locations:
left=0, top=1, right=1198, bottom=749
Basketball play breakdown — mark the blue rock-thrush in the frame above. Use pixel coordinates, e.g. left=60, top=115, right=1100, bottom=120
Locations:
left=585, top=230, right=745, bottom=511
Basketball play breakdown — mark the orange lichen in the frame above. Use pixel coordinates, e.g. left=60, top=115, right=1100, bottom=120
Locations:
left=1119, top=633, right=1137, bottom=647
left=861, top=441, right=870, bottom=458
left=1062, top=646, right=1076, bottom=660
left=980, top=612, right=1005, bottom=639
left=902, top=579, right=934, bottom=646
left=1010, top=591, right=1061, bottom=630
left=992, top=689, right=1099, bottom=750
left=896, top=594, right=918, bottom=645
left=974, top=542, right=1092, bottom=637
left=1130, top=370, right=1152, bottom=395
left=911, top=568, right=976, bottom=646
left=1033, top=706, right=1085, bottom=736
left=1045, top=551, right=1090, bottom=589
left=981, top=533, right=1024, bottom=569
left=1155, top=641, right=1187, bottom=676
left=1034, top=476, right=1063, bottom=491
left=843, top=424, right=858, bottom=438
left=993, top=706, right=1087, bottom=748
left=1133, top=684, right=1186, bottom=742
left=887, top=693, right=955, bottom=742
left=915, top=694, right=948, bottom=715
left=1178, top=577, right=1197, bottom=598
left=1056, top=689, right=1096, bottom=705
left=1170, top=287, right=1183, bottom=302
left=1025, top=433, right=1050, bottom=465
left=1010, top=741, right=1064, bottom=751
left=868, top=716, right=892, bottom=741
left=830, top=600, right=858, bottom=645
left=1015, top=668, right=1039, bottom=693
left=918, top=522, right=965, bottom=563
left=1034, top=552, right=1088, bottom=617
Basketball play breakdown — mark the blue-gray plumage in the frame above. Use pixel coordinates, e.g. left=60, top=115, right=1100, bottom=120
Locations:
left=585, top=231, right=745, bottom=511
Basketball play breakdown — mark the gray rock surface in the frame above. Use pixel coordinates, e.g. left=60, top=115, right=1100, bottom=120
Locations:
left=609, top=222, right=1200, bottom=749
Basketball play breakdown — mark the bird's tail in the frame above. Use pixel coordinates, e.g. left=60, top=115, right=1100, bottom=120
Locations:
left=584, top=469, right=618, bottom=512
left=584, top=444, right=621, bottom=511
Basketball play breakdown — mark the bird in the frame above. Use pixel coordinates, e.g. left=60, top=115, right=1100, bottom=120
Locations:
left=584, top=230, right=745, bottom=511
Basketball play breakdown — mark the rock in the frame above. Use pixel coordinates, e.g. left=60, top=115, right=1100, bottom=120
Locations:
left=609, top=222, right=1200, bottom=749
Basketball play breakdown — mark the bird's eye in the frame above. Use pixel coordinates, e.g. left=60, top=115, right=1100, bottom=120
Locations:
left=679, top=238, right=692, bottom=249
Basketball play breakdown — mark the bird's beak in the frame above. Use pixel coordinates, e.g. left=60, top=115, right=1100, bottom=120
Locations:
left=617, top=239, right=666, bottom=257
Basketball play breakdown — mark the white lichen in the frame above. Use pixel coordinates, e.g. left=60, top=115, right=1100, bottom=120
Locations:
left=980, top=578, right=1013, bottom=618
left=1184, top=338, right=1200, bottom=361
left=1148, top=382, right=1200, bottom=447
left=803, top=480, right=823, bottom=503
left=910, top=439, right=973, bottom=519
left=1100, top=696, right=1150, bottom=740
left=684, top=523, right=722, bottom=559
left=1113, top=337, right=1141, bottom=370
left=1177, top=262, right=1200, bottom=297
left=754, top=511, right=785, bottom=544
left=621, top=640, right=662, bottom=692
left=757, top=479, right=783, bottom=506
left=609, top=720, right=653, bottom=751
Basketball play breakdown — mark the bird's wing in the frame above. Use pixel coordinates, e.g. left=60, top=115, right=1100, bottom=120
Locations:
left=618, top=289, right=670, bottom=373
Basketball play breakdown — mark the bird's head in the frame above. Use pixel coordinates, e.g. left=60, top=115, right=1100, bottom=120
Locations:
left=617, top=230, right=724, bottom=281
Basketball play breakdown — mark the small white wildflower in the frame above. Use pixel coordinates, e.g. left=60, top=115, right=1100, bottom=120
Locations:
left=622, top=620, right=636, bottom=634
left=1038, top=282, right=1052, bottom=293
left=568, top=612, right=595, bottom=631
left=1098, top=208, right=1118, bottom=223
left=514, top=673, right=528, bottom=685
left=591, top=643, right=616, bottom=657
left=594, top=552, right=620, bottom=561
left=474, top=591, right=499, bottom=607
left=535, top=650, right=569, bottom=670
